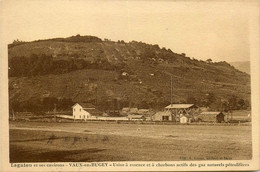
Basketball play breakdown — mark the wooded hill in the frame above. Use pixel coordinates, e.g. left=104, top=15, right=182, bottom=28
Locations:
left=8, top=35, right=251, bottom=112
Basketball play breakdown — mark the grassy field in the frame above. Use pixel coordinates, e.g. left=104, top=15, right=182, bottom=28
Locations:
left=9, top=121, right=252, bottom=162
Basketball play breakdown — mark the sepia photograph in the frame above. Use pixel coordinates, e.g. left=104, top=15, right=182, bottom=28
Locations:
left=1, top=0, right=259, bottom=171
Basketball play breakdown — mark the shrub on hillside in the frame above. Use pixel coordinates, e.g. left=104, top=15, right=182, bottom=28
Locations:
left=9, top=54, right=125, bottom=77
left=9, top=97, right=75, bottom=113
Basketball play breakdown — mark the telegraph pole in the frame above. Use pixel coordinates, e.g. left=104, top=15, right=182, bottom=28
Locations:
left=12, top=109, right=15, bottom=121
left=54, top=104, right=57, bottom=122
left=171, top=75, right=173, bottom=107
left=95, top=86, right=98, bottom=106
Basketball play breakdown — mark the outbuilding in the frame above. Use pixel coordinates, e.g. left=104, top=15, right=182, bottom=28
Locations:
left=197, top=112, right=225, bottom=123
left=138, top=109, right=149, bottom=114
left=180, top=115, right=188, bottom=124
left=127, top=114, right=146, bottom=121
left=165, top=104, right=198, bottom=112
left=164, top=104, right=199, bottom=122
left=152, top=111, right=173, bottom=121
left=121, top=107, right=139, bottom=114
left=129, top=108, right=138, bottom=113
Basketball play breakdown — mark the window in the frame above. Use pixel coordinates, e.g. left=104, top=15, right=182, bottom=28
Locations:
left=80, top=108, right=81, bottom=112
left=79, top=115, right=81, bottom=118
left=74, top=108, right=75, bottom=112
left=83, top=115, right=85, bottom=119
left=162, top=116, right=169, bottom=121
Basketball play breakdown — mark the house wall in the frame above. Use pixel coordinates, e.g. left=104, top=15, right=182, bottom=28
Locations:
left=180, top=116, right=188, bottom=123
left=73, top=104, right=91, bottom=120
left=129, top=108, right=138, bottom=113
left=198, top=114, right=218, bottom=122
left=153, top=112, right=173, bottom=121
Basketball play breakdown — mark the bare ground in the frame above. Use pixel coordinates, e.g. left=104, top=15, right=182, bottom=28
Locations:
left=9, top=121, right=252, bottom=162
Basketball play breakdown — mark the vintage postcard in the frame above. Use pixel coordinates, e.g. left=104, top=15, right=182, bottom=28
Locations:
left=1, top=0, right=259, bottom=171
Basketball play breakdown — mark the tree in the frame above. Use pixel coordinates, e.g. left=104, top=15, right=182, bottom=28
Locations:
left=186, top=96, right=197, bottom=104
left=138, top=100, right=149, bottom=109
left=237, top=98, right=245, bottom=109
left=206, top=58, right=212, bottom=63
left=228, top=95, right=238, bottom=110
left=12, top=39, right=24, bottom=44
left=205, top=93, right=216, bottom=107
left=209, top=99, right=229, bottom=111
left=42, top=97, right=58, bottom=111
left=57, top=98, right=74, bottom=110
left=140, top=48, right=156, bottom=62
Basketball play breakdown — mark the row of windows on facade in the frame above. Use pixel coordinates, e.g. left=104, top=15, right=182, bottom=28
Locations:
left=74, top=108, right=82, bottom=112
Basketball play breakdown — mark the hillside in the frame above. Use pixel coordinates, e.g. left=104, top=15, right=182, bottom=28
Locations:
left=8, top=35, right=251, bottom=112
left=229, top=61, right=250, bottom=74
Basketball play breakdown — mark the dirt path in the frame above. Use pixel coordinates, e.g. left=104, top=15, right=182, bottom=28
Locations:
left=10, top=126, right=90, bottom=134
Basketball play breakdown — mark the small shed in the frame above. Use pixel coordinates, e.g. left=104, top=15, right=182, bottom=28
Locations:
left=180, top=115, right=188, bottom=124
left=198, top=112, right=225, bottom=123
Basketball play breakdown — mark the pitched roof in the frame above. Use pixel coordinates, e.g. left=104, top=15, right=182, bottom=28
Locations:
left=122, top=107, right=130, bottom=111
left=200, top=112, right=223, bottom=115
left=86, top=109, right=102, bottom=116
left=165, top=104, right=196, bottom=109
left=138, top=109, right=149, bottom=112
left=127, top=114, right=144, bottom=118
left=129, top=108, right=138, bottom=113
left=130, top=108, right=138, bottom=110
left=154, top=111, right=171, bottom=116
left=73, top=103, right=96, bottom=109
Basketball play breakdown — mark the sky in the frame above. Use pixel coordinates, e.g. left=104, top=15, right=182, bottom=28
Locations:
left=1, top=0, right=257, bottom=62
